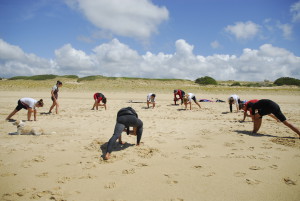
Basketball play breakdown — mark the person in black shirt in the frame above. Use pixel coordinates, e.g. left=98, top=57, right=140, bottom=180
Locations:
left=251, top=99, right=300, bottom=138
left=104, top=107, right=143, bottom=160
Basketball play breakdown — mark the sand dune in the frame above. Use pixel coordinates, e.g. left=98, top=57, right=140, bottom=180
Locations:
left=0, top=79, right=299, bottom=201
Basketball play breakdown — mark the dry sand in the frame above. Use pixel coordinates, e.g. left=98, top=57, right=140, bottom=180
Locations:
left=0, top=79, right=300, bottom=201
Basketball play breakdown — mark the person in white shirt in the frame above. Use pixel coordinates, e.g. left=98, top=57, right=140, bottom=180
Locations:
left=6, top=98, right=44, bottom=121
left=183, top=93, right=201, bottom=110
left=147, top=93, right=156, bottom=109
left=228, top=94, right=241, bottom=113
left=49, top=81, right=62, bottom=114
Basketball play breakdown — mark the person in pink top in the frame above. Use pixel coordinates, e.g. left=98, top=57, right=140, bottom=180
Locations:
left=6, top=98, right=44, bottom=121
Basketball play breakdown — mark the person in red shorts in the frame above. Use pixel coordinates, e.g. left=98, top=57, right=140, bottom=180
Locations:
left=241, top=99, right=259, bottom=122
left=92, top=93, right=107, bottom=110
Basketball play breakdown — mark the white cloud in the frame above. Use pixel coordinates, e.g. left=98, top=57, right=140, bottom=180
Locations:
left=0, top=39, right=56, bottom=77
left=65, top=0, right=169, bottom=40
left=0, top=38, right=299, bottom=81
left=277, top=23, right=293, bottom=40
left=290, top=1, right=300, bottom=22
left=210, top=40, right=221, bottom=49
left=225, top=21, right=260, bottom=40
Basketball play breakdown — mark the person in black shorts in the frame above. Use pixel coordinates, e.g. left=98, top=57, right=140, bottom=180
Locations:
left=104, top=107, right=143, bottom=160
left=251, top=99, right=300, bottom=138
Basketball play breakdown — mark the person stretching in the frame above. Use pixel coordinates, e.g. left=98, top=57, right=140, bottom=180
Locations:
left=92, top=93, right=107, bottom=110
left=174, top=89, right=185, bottom=105
left=183, top=93, right=201, bottom=110
left=241, top=99, right=259, bottom=121
left=251, top=99, right=300, bottom=138
left=147, top=93, right=156, bottom=109
left=6, top=98, right=44, bottom=121
left=104, top=107, right=143, bottom=160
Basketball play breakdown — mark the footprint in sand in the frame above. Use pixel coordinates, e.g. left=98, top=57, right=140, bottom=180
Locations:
left=234, top=172, right=246, bottom=177
left=104, top=182, right=116, bottom=189
left=249, top=166, right=264, bottom=170
left=203, top=172, right=216, bottom=177
left=283, top=177, right=297, bottom=185
left=36, top=172, right=49, bottom=178
left=122, top=168, right=135, bottom=175
left=269, top=164, right=278, bottom=169
left=246, top=178, right=261, bottom=185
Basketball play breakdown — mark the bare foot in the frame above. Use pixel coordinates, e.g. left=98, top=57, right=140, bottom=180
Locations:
left=104, top=153, right=110, bottom=160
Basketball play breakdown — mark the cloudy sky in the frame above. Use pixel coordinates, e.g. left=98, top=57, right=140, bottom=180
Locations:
left=0, top=0, right=300, bottom=81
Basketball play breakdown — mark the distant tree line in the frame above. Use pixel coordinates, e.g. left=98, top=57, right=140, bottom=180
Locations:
left=195, top=76, right=300, bottom=87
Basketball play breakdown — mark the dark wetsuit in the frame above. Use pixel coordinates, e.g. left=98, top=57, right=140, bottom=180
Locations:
left=106, top=107, right=143, bottom=153
left=251, top=99, right=286, bottom=122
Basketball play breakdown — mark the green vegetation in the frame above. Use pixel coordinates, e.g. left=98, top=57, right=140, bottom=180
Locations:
left=195, top=76, right=218, bottom=85
left=274, top=77, right=300, bottom=86
left=77, top=75, right=105, bottom=82
left=231, top=82, right=241, bottom=86
left=8, top=74, right=57, bottom=80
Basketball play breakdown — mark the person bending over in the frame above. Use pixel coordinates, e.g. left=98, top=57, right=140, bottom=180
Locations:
left=6, top=98, right=44, bottom=121
left=251, top=99, right=300, bottom=138
left=92, top=93, right=107, bottom=110
left=104, top=107, right=143, bottom=160
left=147, top=93, right=156, bottom=109
left=183, top=93, right=201, bottom=110
left=174, top=89, right=185, bottom=105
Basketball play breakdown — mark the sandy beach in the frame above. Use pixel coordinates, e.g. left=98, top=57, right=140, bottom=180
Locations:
left=0, top=79, right=300, bottom=201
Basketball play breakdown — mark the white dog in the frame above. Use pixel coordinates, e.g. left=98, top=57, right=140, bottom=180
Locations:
left=11, top=120, right=53, bottom=135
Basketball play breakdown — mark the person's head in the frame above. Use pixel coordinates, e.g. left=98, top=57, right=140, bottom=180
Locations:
left=36, top=99, right=44, bottom=107
left=183, top=96, right=188, bottom=105
left=174, top=90, right=178, bottom=94
left=102, top=97, right=107, bottom=104
left=229, top=97, right=234, bottom=105
left=238, top=103, right=244, bottom=110
left=151, top=94, right=156, bottom=98
left=56, top=80, right=63, bottom=87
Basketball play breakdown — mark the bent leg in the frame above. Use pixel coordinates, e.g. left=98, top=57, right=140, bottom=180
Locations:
left=106, top=122, right=125, bottom=154
left=253, top=114, right=262, bottom=133
left=282, top=120, right=300, bottom=138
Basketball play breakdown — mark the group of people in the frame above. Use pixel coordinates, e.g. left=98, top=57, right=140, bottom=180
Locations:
left=228, top=94, right=300, bottom=137
left=4, top=85, right=300, bottom=161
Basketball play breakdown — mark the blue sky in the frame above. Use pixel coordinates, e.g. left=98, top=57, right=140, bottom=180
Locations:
left=0, top=0, right=300, bottom=81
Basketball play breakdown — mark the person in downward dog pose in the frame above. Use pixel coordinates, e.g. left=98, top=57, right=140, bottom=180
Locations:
left=250, top=99, right=300, bottom=138
left=174, top=89, right=185, bottom=105
left=104, top=107, right=143, bottom=160
left=228, top=94, right=242, bottom=113
left=183, top=93, right=201, bottom=110
left=6, top=98, right=44, bottom=121
left=92, top=93, right=107, bottom=110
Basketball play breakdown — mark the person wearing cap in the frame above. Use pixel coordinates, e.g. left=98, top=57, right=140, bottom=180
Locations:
left=6, top=98, right=44, bottom=121
left=183, top=93, right=201, bottom=110
left=174, top=89, right=185, bottom=105
left=147, top=93, right=156, bottom=109
left=92, top=93, right=107, bottom=110
left=104, top=107, right=143, bottom=160
left=251, top=99, right=300, bottom=138
left=49, top=80, right=62, bottom=114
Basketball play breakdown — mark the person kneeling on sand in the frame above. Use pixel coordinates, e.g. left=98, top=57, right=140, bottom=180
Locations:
left=92, top=93, right=107, bottom=110
left=183, top=93, right=201, bottom=110
left=104, top=107, right=143, bottom=160
left=147, top=93, right=156, bottom=109
left=6, top=98, right=44, bottom=121
left=251, top=99, right=300, bottom=138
